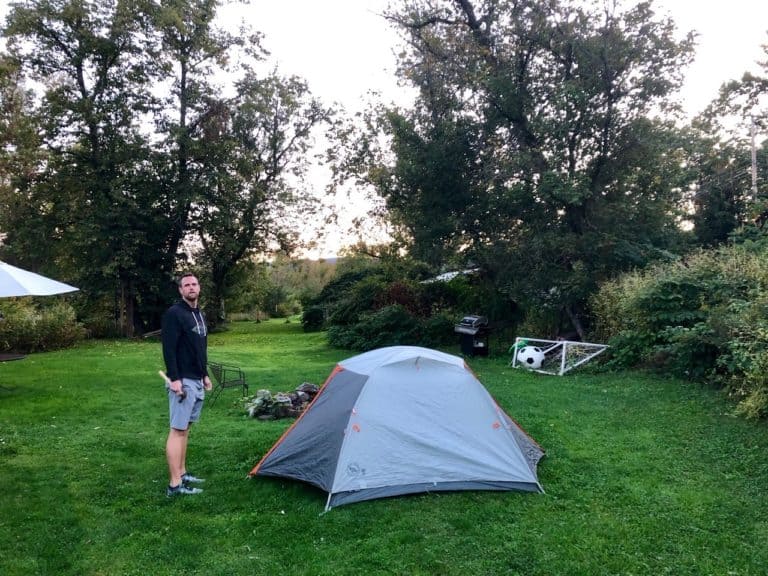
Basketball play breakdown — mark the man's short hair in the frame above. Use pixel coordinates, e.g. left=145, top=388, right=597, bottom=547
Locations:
left=176, top=272, right=198, bottom=286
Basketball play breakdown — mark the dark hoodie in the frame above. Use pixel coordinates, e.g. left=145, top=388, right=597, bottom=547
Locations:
left=161, top=300, right=208, bottom=381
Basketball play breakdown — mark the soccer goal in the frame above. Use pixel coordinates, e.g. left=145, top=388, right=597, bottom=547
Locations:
left=510, top=337, right=608, bottom=376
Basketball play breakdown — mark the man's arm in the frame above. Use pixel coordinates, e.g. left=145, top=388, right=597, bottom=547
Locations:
left=199, top=310, right=212, bottom=391
left=161, top=308, right=181, bottom=381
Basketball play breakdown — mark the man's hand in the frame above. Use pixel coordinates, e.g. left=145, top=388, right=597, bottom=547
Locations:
left=170, top=379, right=184, bottom=396
left=203, top=375, right=213, bottom=391
left=159, top=370, right=185, bottom=400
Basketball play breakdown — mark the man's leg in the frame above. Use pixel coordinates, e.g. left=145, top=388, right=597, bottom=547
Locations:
left=179, top=423, right=191, bottom=477
left=179, top=395, right=204, bottom=480
left=166, top=427, right=189, bottom=487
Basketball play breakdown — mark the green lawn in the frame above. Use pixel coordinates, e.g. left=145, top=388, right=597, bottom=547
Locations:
left=1, top=320, right=767, bottom=575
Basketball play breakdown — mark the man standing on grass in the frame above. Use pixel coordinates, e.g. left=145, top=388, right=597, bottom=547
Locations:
left=162, top=272, right=212, bottom=497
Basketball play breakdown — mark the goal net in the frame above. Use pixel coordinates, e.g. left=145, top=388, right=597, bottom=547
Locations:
left=510, top=337, right=608, bottom=376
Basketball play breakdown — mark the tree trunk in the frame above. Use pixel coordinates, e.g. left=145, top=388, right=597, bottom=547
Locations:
left=564, top=304, right=585, bottom=341
left=119, top=277, right=136, bottom=338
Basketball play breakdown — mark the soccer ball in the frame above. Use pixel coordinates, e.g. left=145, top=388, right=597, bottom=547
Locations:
left=517, top=346, right=545, bottom=369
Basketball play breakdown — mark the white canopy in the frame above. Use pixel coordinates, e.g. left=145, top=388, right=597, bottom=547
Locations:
left=0, top=262, right=79, bottom=297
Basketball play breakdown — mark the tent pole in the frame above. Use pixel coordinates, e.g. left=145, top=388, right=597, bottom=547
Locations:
left=323, top=493, right=333, bottom=514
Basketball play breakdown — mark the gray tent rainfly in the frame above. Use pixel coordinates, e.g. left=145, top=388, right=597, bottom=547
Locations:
left=250, top=346, right=544, bottom=511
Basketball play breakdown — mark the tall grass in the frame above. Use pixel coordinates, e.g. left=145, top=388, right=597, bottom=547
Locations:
left=1, top=320, right=767, bottom=575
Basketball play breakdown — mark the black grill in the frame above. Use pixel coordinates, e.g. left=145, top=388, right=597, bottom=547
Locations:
left=454, top=315, right=488, bottom=335
left=454, top=315, right=489, bottom=356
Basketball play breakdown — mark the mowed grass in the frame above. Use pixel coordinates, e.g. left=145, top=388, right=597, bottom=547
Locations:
left=1, top=319, right=767, bottom=575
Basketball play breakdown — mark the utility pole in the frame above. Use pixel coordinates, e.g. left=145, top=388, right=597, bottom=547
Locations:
left=751, top=116, right=758, bottom=199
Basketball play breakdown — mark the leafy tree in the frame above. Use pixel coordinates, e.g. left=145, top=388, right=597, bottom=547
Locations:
left=1, top=0, right=168, bottom=335
left=146, top=0, right=252, bottom=264
left=688, top=131, right=751, bottom=246
left=266, top=254, right=337, bottom=306
left=696, top=37, right=768, bottom=239
left=0, top=0, right=330, bottom=334
left=342, top=0, right=696, bottom=337
left=0, top=54, right=47, bottom=258
left=376, top=112, right=481, bottom=267
left=190, top=71, right=333, bottom=324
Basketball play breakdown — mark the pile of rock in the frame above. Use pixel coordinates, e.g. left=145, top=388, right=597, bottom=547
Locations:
left=245, top=382, right=320, bottom=420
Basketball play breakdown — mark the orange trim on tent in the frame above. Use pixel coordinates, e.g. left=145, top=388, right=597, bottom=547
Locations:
left=248, top=364, right=345, bottom=476
left=503, top=410, right=544, bottom=452
left=464, top=361, right=545, bottom=453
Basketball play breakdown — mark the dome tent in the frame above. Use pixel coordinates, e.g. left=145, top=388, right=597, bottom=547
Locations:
left=250, top=346, right=544, bottom=511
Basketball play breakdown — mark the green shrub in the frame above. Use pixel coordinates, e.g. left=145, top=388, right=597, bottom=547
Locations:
left=36, top=303, right=86, bottom=351
left=515, top=306, right=563, bottom=341
left=328, top=275, right=388, bottom=326
left=0, top=300, right=38, bottom=351
left=590, top=244, right=768, bottom=417
left=375, top=280, right=428, bottom=316
left=326, top=324, right=358, bottom=349
left=301, top=305, right=325, bottom=332
left=310, top=268, right=378, bottom=309
left=733, top=348, right=768, bottom=419
left=78, top=296, right=122, bottom=338
left=328, top=305, right=421, bottom=351
left=274, top=297, right=301, bottom=319
left=0, top=299, right=85, bottom=353
left=316, top=261, right=518, bottom=353
left=328, top=309, right=458, bottom=352
left=419, top=312, right=457, bottom=347
left=653, top=323, right=722, bottom=380
left=420, top=278, right=462, bottom=312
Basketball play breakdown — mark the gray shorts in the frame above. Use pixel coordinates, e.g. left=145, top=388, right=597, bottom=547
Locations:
left=168, top=377, right=205, bottom=430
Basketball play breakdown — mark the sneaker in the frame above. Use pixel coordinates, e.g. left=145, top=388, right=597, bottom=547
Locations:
left=167, top=483, right=203, bottom=497
left=181, top=472, right=205, bottom=484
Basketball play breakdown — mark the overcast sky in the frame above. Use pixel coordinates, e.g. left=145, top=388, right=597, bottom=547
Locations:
left=218, top=0, right=406, bottom=113
left=222, top=0, right=768, bottom=118
left=655, top=0, right=768, bottom=114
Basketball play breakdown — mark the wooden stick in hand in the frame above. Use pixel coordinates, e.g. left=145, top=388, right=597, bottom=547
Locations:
left=159, top=370, right=186, bottom=402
